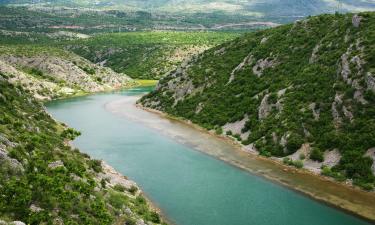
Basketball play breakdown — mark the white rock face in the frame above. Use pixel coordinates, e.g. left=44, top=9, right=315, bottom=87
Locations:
left=366, top=72, right=375, bottom=92
left=258, top=94, right=272, bottom=120
left=222, top=115, right=249, bottom=139
left=352, top=14, right=362, bottom=28
left=98, top=162, right=136, bottom=190
left=309, top=42, right=321, bottom=63
left=48, top=160, right=65, bottom=169
left=309, top=103, right=320, bottom=120
left=227, top=53, right=254, bottom=84
left=323, top=149, right=341, bottom=168
left=252, top=57, right=278, bottom=77
left=10, top=221, right=26, bottom=225
left=365, top=148, right=375, bottom=175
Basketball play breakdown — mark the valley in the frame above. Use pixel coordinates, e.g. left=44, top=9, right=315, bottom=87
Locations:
left=0, top=1, right=375, bottom=225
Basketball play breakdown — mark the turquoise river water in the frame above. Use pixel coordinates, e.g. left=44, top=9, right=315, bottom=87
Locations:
left=46, top=87, right=372, bottom=225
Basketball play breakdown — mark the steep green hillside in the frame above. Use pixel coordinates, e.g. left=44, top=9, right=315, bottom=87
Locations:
left=0, top=73, right=165, bottom=224
left=140, top=12, right=375, bottom=189
left=0, top=45, right=135, bottom=100
left=68, top=31, right=239, bottom=79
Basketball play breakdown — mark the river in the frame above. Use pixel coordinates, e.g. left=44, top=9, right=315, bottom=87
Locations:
left=46, top=87, right=374, bottom=225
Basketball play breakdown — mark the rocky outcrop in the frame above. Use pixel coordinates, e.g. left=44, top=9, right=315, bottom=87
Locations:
left=309, top=42, right=321, bottom=63
left=331, top=93, right=343, bottom=126
left=48, top=160, right=65, bottom=169
left=308, top=103, right=320, bottom=120
left=352, top=14, right=362, bottom=28
left=222, top=115, right=249, bottom=139
left=366, top=72, right=375, bottom=92
left=365, top=148, right=375, bottom=175
left=252, top=57, right=278, bottom=77
left=227, top=53, right=254, bottom=84
left=97, top=162, right=136, bottom=190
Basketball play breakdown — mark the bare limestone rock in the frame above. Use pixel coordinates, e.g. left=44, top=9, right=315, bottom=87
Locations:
left=0, top=147, right=24, bottom=173
left=136, top=219, right=147, bottom=225
left=352, top=14, right=362, bottom=28
left=365, top=148, right=375, bottom=175
left=222, top=115, right=249, bottom=139
left=342, top=105, right=354, bottom=122
left=258, top=88, right=286, bottom=120
left=214, top=47, right=226, bottom=56
left=354, top=90, right=368, bottom=104
left=309, top=42, right=321, bottom=63
left=258, top=94, right=272, bottom=120
left=48, top=160, right=64, bottom=169
left=331, top=93, right=343, bottom=126
left=260, top=37, right=268, bottom=44
left=308, top=103, right=320, bottom=120
left=30, top=204, right=43, bottom=213
left=366, top=72, right=375, bottom=92
left=195, top=102, right=204, bottom=114
left=10, top=221, right=26, bottom=225
left=340, top=45, right=352, bottom=84
left=252, top=57, right=278, bottom=77
left=323, top=149, right=341, bottom=168
left=227, top=53, right=254, bottom=84
left=243, top=143, right=258, bottom=155
left=98, top=162, right=136, bottom=190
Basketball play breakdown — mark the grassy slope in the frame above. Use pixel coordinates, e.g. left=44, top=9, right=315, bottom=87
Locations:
left=140, top=12, right=375, bottom=189
left=0, top=72, right=165, bottom=224
left=67, top=31, right=240, bottom=79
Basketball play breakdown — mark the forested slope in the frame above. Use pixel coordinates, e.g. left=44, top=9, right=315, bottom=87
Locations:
left=67, top=31, right=239, bottom=79
left=0, top=73, right=164, bottom=224
left=140, top=12, right=375, bottom=190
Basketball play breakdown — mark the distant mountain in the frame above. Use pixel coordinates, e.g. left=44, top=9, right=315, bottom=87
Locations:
left=140, top=12, right=375, bottom=190
left=1, top=0, right=375, bottom=22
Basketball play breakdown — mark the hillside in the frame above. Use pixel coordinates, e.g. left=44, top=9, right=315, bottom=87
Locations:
left=2, top=0, right=375, bottom=24
left=67, top=31, right=239, bottom=79
left=0, top=45, right=135, bottom=100
left=0, top=6, right=279, bottom=33
left=140, top=12, right=375, bottom=190
left=0, top=73, right=165, bottom=224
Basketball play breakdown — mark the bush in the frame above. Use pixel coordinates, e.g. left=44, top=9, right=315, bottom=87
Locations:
left=149, top=211, right=161, bottom=223
left=310, top=148, right=324, bottom=162
left=215, top=127, right=223, bottom=135
left=89, top=159, right=103, bottom=173
left=114, top=184, right=126, bottom=192
left=293, top=160, right=304, bottom=168
left=128, top=185, right=138, bottom=195
left=286, top=133, right=304, bottom=154
left=108, top=191, right=128, bottom=209
left=283, top=157, right=303, bottom=168
left=61, top=128, right=81, bottom=140
left=233, top=134, right=242, bottom=141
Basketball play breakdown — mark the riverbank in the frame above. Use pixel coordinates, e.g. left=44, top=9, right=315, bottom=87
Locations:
left=99, top=161, right=171, bottom=225
left=44, top=83, right=169, bottom=225
left=103, top=96, right=375, bottom=223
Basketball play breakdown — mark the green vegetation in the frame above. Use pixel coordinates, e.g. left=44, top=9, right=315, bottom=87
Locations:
left=310, top=148, right=324, bottom=162
left=283, top=158, right=304, bottom=169
left=67, top=31, right=240, bottom=79
left=141, top=12, right=375, bottom=189
left=0, top=6, right=274, bottom=35
left=0, top=72, right=165, bottom=224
